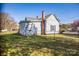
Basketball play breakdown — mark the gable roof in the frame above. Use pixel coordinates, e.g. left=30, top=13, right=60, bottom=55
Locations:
left=38, top=14, right=52, bottom=20
left=38, top=14, right=60, bottom=22
left=45, top=14, right=52, bottom=19
left=53, top=14, right=60, bottom=22
left=19, top=13, right=60, bottom=24
left=25, top=17, right=42, bottom=22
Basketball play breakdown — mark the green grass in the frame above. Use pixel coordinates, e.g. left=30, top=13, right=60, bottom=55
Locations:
left=0, top=33, right=79, bottom=56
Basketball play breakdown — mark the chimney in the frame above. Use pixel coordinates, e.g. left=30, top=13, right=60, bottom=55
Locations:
left=41, top=10, right=45, bottom=35
left=36, top=16, right=38, bottom=19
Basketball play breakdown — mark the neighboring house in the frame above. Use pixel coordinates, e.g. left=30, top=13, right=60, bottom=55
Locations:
left=19, top=11, right=60, bottom=36
left=71, top=20, right=79, bottom=32
left=0, top=13, right=18, bottom=32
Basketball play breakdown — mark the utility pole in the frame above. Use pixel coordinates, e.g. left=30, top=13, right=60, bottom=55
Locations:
left=54, top=26, right=56, bottom=40
left=54, top=29, right=55, bottom=40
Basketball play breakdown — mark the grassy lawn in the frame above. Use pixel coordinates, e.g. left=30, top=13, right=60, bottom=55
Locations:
left=0, top=32, right=79, bottom=56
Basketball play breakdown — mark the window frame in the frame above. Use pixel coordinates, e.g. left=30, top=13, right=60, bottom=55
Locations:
left=50, top=25, right=56, bottom=31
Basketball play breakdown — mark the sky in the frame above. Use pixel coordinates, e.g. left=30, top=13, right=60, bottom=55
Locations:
left=0, top=3, right=79, bottom=24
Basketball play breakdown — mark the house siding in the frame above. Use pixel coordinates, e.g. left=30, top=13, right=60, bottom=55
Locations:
left=31, top=21, right=41, bottom=35
left=19, top=14, right=60, bottom=36
left=45, top=15, right=59, bottom=34
left=19, top=21, right=41, bottom=35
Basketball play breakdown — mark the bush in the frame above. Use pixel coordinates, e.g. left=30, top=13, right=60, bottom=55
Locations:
left=60, top=29, right=65, bottom=34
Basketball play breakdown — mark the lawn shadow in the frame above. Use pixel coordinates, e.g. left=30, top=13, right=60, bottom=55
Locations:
left=63, top=34, right=79, bottom=38
left=27, top=38, right=79, bottom=56
left=0, top=33, right=79, bottom=56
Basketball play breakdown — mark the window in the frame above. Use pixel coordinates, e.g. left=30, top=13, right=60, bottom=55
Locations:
left=50, top=25, right=56, bottom=31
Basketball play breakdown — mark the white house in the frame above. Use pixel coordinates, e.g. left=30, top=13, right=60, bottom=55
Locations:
left=19, top=11, right=60, bottom=36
